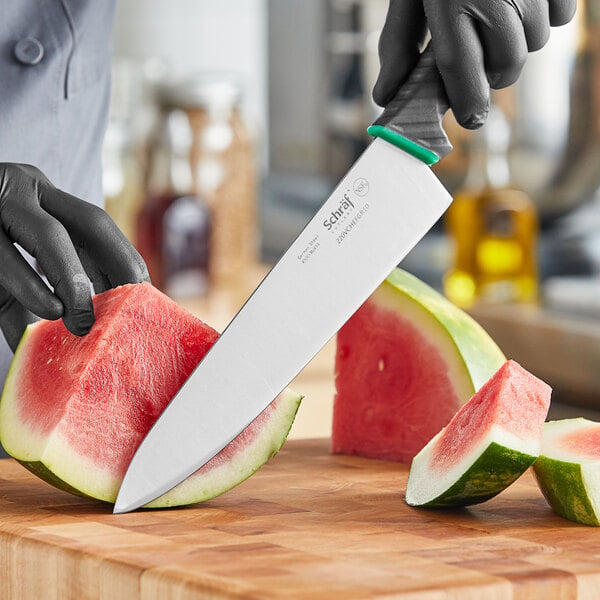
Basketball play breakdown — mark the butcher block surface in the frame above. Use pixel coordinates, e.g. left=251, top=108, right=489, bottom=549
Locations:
left=0, top=439, right=599, bottom=599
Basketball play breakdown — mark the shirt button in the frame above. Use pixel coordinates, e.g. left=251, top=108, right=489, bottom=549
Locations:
left=14, top=38, right=44, bottom=66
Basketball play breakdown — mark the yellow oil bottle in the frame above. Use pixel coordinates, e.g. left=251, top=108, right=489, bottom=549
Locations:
left=444, top=104, right=539, bottom=308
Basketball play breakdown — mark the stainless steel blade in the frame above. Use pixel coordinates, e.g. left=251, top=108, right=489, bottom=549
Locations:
left=113, top=137, right=452, bottom=513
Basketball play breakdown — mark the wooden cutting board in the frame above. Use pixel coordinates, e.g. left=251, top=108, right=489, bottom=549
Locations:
left=0, top=439, right=598, bottom=600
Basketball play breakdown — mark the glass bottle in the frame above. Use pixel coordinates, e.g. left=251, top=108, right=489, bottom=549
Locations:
left=444, top=104, right=539, bottom=307
left=136, top=109, right=211, bottom=297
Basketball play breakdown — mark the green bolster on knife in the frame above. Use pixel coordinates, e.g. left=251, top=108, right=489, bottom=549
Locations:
left=367, top=125, right=440, bottom=167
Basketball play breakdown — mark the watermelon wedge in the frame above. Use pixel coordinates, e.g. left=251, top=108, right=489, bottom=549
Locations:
left=533, top=418, right=600, bottom=526
left=332, top=268, right=506, bottom=463
left=0, top=283, right=301, bottom=508
left=405, top=360, right=551, bottom=507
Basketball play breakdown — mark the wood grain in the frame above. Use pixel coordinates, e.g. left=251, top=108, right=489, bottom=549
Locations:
left=0, top=439, right=598, bottom=599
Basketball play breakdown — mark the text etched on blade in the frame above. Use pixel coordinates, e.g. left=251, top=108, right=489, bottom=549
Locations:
left=297, top=177, right=371, bottom=265
left=333, top=202, right=370, bottom=246
left=297, top=235, right=321, bottom=264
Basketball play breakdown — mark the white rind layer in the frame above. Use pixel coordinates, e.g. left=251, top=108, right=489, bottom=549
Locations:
left=541, top=418, right=600, bottom=463
left=406, top=424, right=539, bottom=506
left=0, top=325, right=47, bottom=459
left=582, top=463, right=600, bottom=521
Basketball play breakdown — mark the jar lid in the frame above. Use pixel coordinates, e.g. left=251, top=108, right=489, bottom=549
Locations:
left=156, top=75, right=242, bottom=109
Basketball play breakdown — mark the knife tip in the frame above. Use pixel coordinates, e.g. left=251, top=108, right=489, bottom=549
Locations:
left=112, top=502, right=132, bottom=515
left=113, top=492, right=142, bottom=514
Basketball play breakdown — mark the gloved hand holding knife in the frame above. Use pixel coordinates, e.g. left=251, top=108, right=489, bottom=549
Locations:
left=374, top=0, right=577, bottom=129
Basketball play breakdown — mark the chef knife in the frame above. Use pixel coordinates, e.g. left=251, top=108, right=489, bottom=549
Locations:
left=114, top=46, right=453, bottom=514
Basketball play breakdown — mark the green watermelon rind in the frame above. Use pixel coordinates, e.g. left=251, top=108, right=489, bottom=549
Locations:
left=383, top=269, right=506, bottom=392
left=18, top=460, right=96, bottom=501
left=413, top=441, right=537, bottom=508
left=533, top=455, right=600, bottom=526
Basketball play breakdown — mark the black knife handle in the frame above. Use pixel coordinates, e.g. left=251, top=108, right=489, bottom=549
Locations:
left=369, top=45, right=452, bottom=165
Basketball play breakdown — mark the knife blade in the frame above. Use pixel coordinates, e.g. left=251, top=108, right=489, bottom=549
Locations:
left=114, top=46, right=453, bottom=513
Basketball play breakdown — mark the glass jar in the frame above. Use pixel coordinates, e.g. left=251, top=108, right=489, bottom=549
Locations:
left=155, top=76, right=258, bottom=285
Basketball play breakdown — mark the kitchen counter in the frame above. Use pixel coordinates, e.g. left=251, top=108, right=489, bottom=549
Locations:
left=0, top=439, right=598, bottom=599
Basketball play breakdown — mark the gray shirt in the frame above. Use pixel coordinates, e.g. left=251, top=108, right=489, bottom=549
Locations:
left=0, top=0, right=116, bottom=386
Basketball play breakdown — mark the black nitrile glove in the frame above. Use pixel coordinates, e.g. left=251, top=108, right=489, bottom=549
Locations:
left=0, top=163, right=149, bottom=351
left=373, top=0, right=577, bottom=129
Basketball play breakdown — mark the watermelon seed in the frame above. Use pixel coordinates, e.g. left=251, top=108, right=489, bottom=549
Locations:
left=378, top=359, right=385, bottom=371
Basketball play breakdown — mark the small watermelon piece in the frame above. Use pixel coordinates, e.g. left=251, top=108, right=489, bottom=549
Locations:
left=0, top=283, right=301, bottom=508
left=533, top=418, right=600, bottom=526
left=405, top=360, right=551, bottom=507
left=332, top=268, right=506, bottom=463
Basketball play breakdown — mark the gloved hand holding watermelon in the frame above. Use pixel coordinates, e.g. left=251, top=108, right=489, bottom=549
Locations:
left=0, top=163, right=149, bottom=351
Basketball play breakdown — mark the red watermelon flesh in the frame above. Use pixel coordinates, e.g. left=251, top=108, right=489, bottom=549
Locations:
left=332, top=269, right=506, bottom=464
left=14, top=283, right=218, bottom=478
left=333, top=298, right=462, bottom=462
left=559, top=426, right=600, bottom=459
left=0, top=283, right=301, bottom=507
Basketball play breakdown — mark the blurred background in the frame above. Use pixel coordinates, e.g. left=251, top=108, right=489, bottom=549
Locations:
left=105, top=0, right=600, bottom=425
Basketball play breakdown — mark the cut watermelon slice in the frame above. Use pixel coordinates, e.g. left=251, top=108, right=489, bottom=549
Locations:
left=332, top=268, right=506, bottom=463
left=533, top=418, right=600, bottom=526
left=0, top=283, right=301, bottom=508
left=405, top=360, right=551, bottom=507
